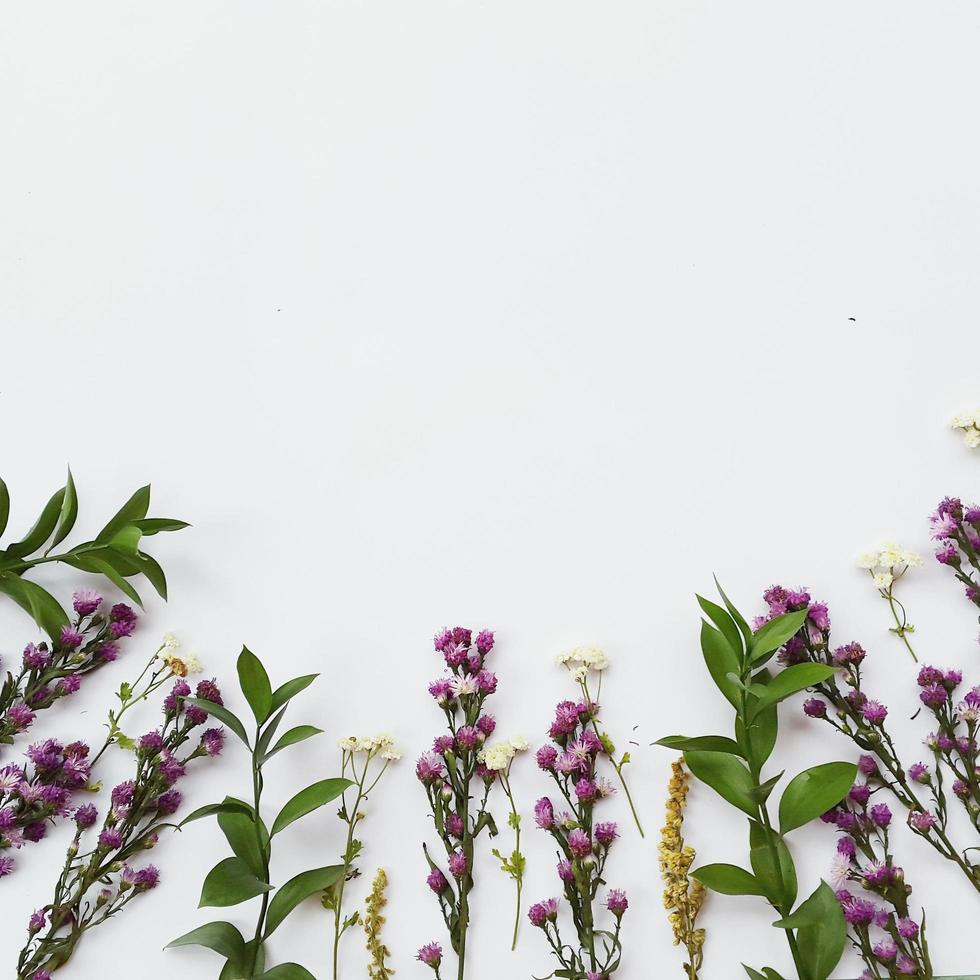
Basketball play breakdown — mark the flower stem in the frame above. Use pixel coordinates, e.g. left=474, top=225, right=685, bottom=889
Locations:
left=885, top=591, right=918, bottom=662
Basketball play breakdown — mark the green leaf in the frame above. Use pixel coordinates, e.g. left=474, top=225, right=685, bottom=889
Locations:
left=749, top=822, right=797, bottom=909
left=656, top=734, right=744, bottom=756
left=199, top=857, right=272, bottom=908
left=181, top=697, right=250, bottom=747
left=271, top=778, right=353, bottom=837
left=95, top=485, right=151, bottom=543
left=738, top=669, right=779, bottom=767
left=237, top=646, right=273, bottom=723
left=714, top=577, right=753, bottom=644
left=752, top=770, right=784, bottom=804
left=701, top=621, right=742, bottom=708
left=256, top=965, right=318, bottom=980
left=697, top=594, right=745, bottom=660
left=269, top=673, right=318, bottom=713
left=6, top=487, right=66, bottom=558
left=779, top=762, right=858, bottom=834
left=685, top=750, right=756, bottom=816
left=218, top=802, right=268, bottom=878
left=263, top=725, right=323, bottom=762
left=177, top=799, right=254, bottom=829
left=127, top=550, right=168, bottom=600
left=773, top=881, right=846, bottom=980
left=264, top=865, right=345, bottom=937
left=108, top=523, right=143, bottom=556
left=0, top=476, right=9, bottom=538
left=133, top=517, right=190, bottom=536
left=744, top=969, right=766, bottom=980
left=75, top=555, right=143, bottom=606
left=166, top=920, right=246, bottom=962
left=0, top=574, right=70, bottom=640
left=47, top=469, right=78, bottom=553
left=749, top=609, right=809, bottom=662
left=749, top=663, right=836, bottom=718
left=691, top=863, right=767, bottom=896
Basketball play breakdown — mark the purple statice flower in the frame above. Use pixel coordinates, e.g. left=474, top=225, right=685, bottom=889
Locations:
left=415, top=753, right=444, bottom=784
left=861, top=700, right=888, bottom=725
left=908, top=810, right=935, bottom=832
left=0, top=855, right=14, bottom=877
left=432, top=735, right=455, bottom=755
left=605, top=888, right=628, bottom=916
left=843, top=898, right=877, bottom=926
left=857, top=754, right=878, bottom=776
left=567, top=828, right=592, bottom=858
left=574, top=778, right=597, bottom=802
left=98, top=828, right=123, bottom=849
left=108, top=604, right=138, bottom=637
left=536, top=745, right=558, bottom=770
left=557, top=858, right=574, bottom=882
left=528, top=898, right=559, bottom=927
left=920, top=684, right=948, bottom=708
left=447, top=851, right=468, bottom=878
left=897, top=917, right=919, bottom=939
left=869, top=804, right=892, bottom=827
left=594, top=821, right=618, bottom=847
left=58, top=626, right=84, bottom=650
left=74, top=804, right=98, bottom=829
left=873, top=939, right=897, bottom=961
left=907, top=762, right=929, bottom=783
left=426, top=868, right=449, bottom=894
left=22, top=644, right=50, bottom=671
left=138, top=732, right=165, bottom=754
left=200, top=728, right=225, bottom=757
left=445, top=814, right=464, bottom=838
left=475, top=714, right=496, bottom=737
left=72, top=589, right=103, bottom=616
left=417, top=942, right=443, bottom=968
left=95, top=641, right=119, bottom=663
left=475, top=630, right=494, bottom=654
left=803, top=698, right=827, bottom=718
left=837, top=836, right=856, bottom=857
left=163, top=680, right=191, bottom=716
left=428, top=679, right=453, bottom=704
left=455, top=726, right=479, bottom=751
left=4, top=704, right=36, bottom=733
left=153, top=790, right=182, bottom=816
left=534, top=798, right=555, bottom=830
left=848, top=783, right=871, bottom=806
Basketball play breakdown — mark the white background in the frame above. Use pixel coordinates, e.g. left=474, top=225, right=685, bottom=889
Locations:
left=2, top=2, right=980, bottom=977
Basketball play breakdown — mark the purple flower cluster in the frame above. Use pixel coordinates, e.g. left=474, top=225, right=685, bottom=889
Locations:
left=930, top=498, right=980, bottom=604
left=825, top=776, right=931, bottom=976
left=0, top=593, right=137, bottom=752
left=16, top=678, right=224, bottom=978
left=529, top=697, right=626, bottom=978
left=761, top=585, right=980, bottom=896
left=0, top=740, right=92, bottom=878
left=417, top=627, right=498, bottom=977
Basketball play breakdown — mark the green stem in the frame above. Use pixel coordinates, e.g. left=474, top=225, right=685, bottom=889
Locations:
left=249, top=728, right=269, bottom=975
left=884, top=590, right=917, bottom=661
left=333, top=753, right=368, bottom=980
left=500, top=772, right=522, bottom=951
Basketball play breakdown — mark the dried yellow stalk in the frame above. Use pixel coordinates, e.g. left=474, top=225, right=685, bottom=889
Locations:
left=363, top=868, right=395, bottom=980
left=659, top=758, right=706, bottom=979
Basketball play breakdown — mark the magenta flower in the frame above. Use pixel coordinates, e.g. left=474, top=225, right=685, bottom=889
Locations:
left=567, top=828, right=592, bottom=858
left=605, top=888, right=628, bottom=917
left=417, top=942, right=443, bottom=968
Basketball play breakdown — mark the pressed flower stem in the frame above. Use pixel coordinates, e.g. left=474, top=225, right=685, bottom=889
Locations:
left=884, top=589, right=918, bottom=662
left=249, top=725, right=270, bottom=976
left=580, top=678, right=644, bottom=837
left=498, top=769, right=523, bottom=951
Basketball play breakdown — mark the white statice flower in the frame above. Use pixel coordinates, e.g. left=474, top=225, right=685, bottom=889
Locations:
left=872, top=572, right=894, bottom=589
left=951, top=411, right=980, bottom=447
left=856, top=552, right=879, bottom=570
left=337, top=736, right=360, bottom=752
left=952, top=412, right=976, bottom=429
left=162, top=632, right=180, bottom=651
left=450, top=673, right=480, bottom=697
left=508, top=735, right=529, bottom=753
left=380, top=747, right=401, bottom=762
left=555, top=649, right=576, bottom=667
left=575, top=646, right=610, bottom=671
left=558, top=644, right=611, bottom=680
left=967, top=429, right=980, bottom=448
left=570, top=664, right=589, bottom=682
left=901, top=550, right=923, bottom=568
left=479, top=740, right=517, bottom=771
left=183, top=654, right=203, bottom=675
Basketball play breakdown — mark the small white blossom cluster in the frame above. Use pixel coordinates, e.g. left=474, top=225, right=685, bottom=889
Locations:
left=555, top=645, right=610, bottom=682
left=337, top=733, right=401, bottom=761
left=478, top=735, right=529, bottom=771
left=951, top=410, right=980, bottom=448
left=160, top=634, right=202, bottom=676
left=857, top=544, right=922, bottom=590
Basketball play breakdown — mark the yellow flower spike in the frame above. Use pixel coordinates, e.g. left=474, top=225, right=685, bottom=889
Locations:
left=363, top=868, right=395, bottom=980
left=658, top=758, right=706, bottom=979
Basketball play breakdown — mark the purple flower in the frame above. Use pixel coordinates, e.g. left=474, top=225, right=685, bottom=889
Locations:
left=873, top=939, right=897, bottom=961
left=98, top=828, right=123, bottom=849
left=22, top=644, right=50, bottom=670
left=848, top=783, right=870, bottom=806
left=907, top=763, right=929, bottom=784
left=72, top=589, right=103, bottom=616
left=594, top=821, right=618, bottom=847
left=74, top=804, right=98, bottom=829
left=448, top=850, right=468, bottom=878
left=567, top=828, right=592, bottom=858
left=909, top=810, right=935, bottom=832
left=844, top=898, right=877, bottom=926
left=837, top=836, right=856, bottom=857
left=445, top=814, right=464, bottom=837
left=832, top=642, right=865, bottom=666
left=536, top=745, right=558, bottom=771
left=803, top=698, right=827, bottom=718
left=456, top=726, right=479, bottom=751
left=869, top=804, right=892, bottom=828
left=808, top=603, right=830, bottom=630
left=477, top=669, right=497, bottom=693
left=936, top=542, right=959, bottom=565
left=476, top=715, right=496, bottom=737
left=862, top=700, right=888, bottom=725
left=4, top=704, right=35, bottom=732
left=58, top=626, right=84, bottom=650
left=138, top=732, right=165, bottom=754
left=56, top=675, right=82, bottom=697
left=416, top=753, right=444, bottom=784
left=428, top=679, right=453, bottom=703
left=574, top=778, right=597, bottom=802
left=200, top=728, right=225, bottom=757
left=857, top=754, right=878, bottom=776
left=475, top=630, right=494, bottom=654
left=195, top=678, right=223, bottom=706
left=920, top=684, right=948, bottom=707
left=416, top=942, right=443, bottom=968
left=528, top=898, right=559, bottom=927
left=432, top=735, right=455, bottom=755
left=897, top=917, right=919, bottom=939
left=606, top=888, right=628, bottom=916
left=131, top=865, right=160, bottom=891
left=896, top=956, right=917, bottom=975
left=557, top=858, right=574, bottom=882
left=534, top=797, right=555, bottom=830
left=426, top=868, right=449, bottom=894
left=96, top=641, right=119, bottom=663
left=28, top=909, right=47, bottom=934
left=163, top=680, right=191, bottom=715
left=154, top=789, right=182, bottom=815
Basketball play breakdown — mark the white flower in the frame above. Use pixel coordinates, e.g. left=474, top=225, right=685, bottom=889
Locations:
left=450, top=673, right=479, bottom=697
left=856, top=552, right=879, bottom=570
left=901, top=550, right=923, bottom=568
left=508, top=736, right=529, bottom=753
left=570, top=664, right=589, bottom=682
left=479, top=740, right=516, bottom=771
left=830, top=854, right=852, bottom=889
left=966, top=428, right=980, bottom=449
left=381, top=747, right=401, bottom=761
left=952, top=412, right=975, bottom=429
left=575, top=646, right=609, bottom=671
left=873, top=572, right=894, bottom=590
left=555, top=649, right=576, bottom=666
left=877, top=544, right=903, bottom=569
left=162, top=632, right=180, bottom=651
left=337, top=736, right=359, bottom=752
left=183, top=654, right=203, bottom=675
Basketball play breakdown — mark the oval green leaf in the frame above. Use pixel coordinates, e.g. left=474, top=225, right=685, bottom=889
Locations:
left=199, top=857, right=272, bottom=908
left=181, top=696, right=250, bottom=747
left=271, top=778, right=354, bottom=837
left=779, top=762, right=858, bottom=834
left=237, top=646, right=273, bottom=723
left=264, top=865, right=345, bottom=936
left=684, top=750, right=756, bottom=816
left=166, top=920, right=246, bottom=961
left=692, top=863, right=767, bottom=896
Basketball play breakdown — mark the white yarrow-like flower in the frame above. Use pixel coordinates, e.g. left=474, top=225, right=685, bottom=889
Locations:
left=508, top=735, right=529, bottom=753
left=872, top=572, right=894, bottom=589
left=184, top=654, right=203, bottom=675
left=479, top=740, right=517, bottom=771
left=162, top=632, right=180, bottom=651
left=337, top=736, right=360, bottom=752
